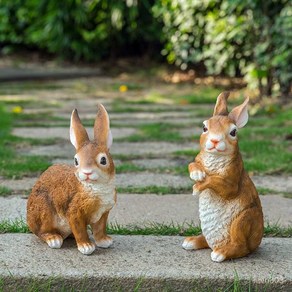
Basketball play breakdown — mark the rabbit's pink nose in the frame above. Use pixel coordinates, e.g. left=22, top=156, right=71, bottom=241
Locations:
left=211, top=139, right=219, bottom=145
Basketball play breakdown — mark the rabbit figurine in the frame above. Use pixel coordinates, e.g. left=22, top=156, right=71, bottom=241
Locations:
left=182, top=92, right=264, bottom=262
left=27, top=104, right=116, bottom=255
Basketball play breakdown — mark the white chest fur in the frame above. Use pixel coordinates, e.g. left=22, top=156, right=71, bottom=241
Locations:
left=82, top=180, right=116, bottom=224
left=201, top=152, right=232, bottom=174
left=199, top=189, right=243, bottom=249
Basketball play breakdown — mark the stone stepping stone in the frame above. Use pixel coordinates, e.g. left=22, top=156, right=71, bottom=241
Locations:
left=179, top=127, right=202, bottom=138
left=117, top=173, right=189, bottom=189
left=0, top=177, right=36, bottom=192
left=131, top=158, right=188, bottom=169
left=111, top=117, right=202, bottom=126
left=0, top=194, right=291, bottom=227
left=2, top=174, right=291, bottom=194
left=12, top=127, right=137, bottom=140
left=252, top=175, right=292, bottom=194
left=25, top=142, right=198, bottom=157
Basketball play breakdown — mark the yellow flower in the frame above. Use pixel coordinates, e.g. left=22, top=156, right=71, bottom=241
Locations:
left=12, top=106, right=23, bottom=114
left=119, top=85, right=128, bottom=92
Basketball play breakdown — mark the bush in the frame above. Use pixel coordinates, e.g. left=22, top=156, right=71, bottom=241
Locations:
left=154, top=0, right=291, bottom=101
left=0, top=0, right=290, bottom=101
left=0, top=0, right=162, bottom=60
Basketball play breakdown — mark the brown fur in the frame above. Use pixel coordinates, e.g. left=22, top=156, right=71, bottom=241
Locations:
left=184, top=92, right=264, bottom=261
left=27, top=105, right=116, bottom=255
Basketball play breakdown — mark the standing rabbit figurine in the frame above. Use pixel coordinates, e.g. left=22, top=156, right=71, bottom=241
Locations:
left=27, top=104, right=116, bottom=255
left=182, top=92, right=264, bottom=262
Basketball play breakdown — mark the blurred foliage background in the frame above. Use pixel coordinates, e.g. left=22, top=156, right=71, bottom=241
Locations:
left=0, top=0, right=291, bottom=102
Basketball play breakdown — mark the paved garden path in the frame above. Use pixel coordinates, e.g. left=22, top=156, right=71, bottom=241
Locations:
left=0, top=76, right=291, bottom=227
left=0, top=74, right=291, bottom=290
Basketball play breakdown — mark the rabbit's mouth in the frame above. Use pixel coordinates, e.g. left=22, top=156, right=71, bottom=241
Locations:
left=85, top=177, right=97, bottom=182
left=77, top=171, right=99, bottom=182
left=205, top=140, right=226, bottom=153
left=208, top=147, right=225, bottom=153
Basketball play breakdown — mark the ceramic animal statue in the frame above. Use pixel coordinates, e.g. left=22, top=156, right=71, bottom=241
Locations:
left=182, top=92, right=263, bottom=262
left=27, top=104, right=116, bottom=255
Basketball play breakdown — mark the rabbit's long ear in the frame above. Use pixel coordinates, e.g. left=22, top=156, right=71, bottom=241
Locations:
left=94, top=104, right=113, bottom=149
left=228, top=97, right=249, bottom=128
left=213, top=91, right=230, bottom=116
left=70, top=109, right=90, bottom=150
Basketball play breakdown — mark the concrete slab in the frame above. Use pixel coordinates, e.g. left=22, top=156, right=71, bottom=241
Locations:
left=12, top=127, right=137, bottom=140
left=131, top=158, right=188, bottom=169
left=0, top=177, right=36, bottom=191
left=25, top=141, right=198, bottom=157
left=0, top=234, right=291, bottom=291
left=117, top=173, right=189, bottom=189
left=252, top=175, right=292, bottom=193
left=0, top=194, right=291, bottom=227
left=110, top=117, right=201, bottom=126
left=0, top=67, right=101, bottom=81
left=1, top=174, right=291, bottom=194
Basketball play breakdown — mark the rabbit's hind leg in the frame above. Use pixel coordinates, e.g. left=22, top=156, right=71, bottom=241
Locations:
left=182, top=234, right=209, bottom=250
left=211, top=208, right=262, bottom=262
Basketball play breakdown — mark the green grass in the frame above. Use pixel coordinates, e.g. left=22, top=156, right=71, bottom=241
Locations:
left=0, top=276, right=92, bottom=292
left=117, top=185, right=191, bottom=195
left=264, top=222, right=292, bottom=237
left=107, top=222, right=201, bottom=236
left=0, top=218, right=30, bottom=233
left=5, top=134, right=63, bottom=147
left=0, top=186, right=12, bottom=197
left=172, top=87, right=222, bottom=105
left=175, top=104, right=292, bottom=175
left=116, top=163, right=146, bottom=173
left=256, top=187, right=292, bottom=198
left=111, top=103, right=188, bottom=114
left=1, top=219, right=291, bottom=238
left=117, top=123, right=183, bottom=142
left=172, top=105, right=292, bottom=174
left=0, top=81, right=62, bottom=94
left=0, top=274, right=273, bottom=292
left=0, top=98, right=60, bottom=109
left=173, top=149, right=200, bottom=158
left=12, top=112, right=68, bottom=128
left=0, top=104, right=51, bottom=178
left=110, top=82, right=145, bottom=91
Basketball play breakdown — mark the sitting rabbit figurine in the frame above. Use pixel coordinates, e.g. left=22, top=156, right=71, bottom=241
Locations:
left=182, top=92, right=263, bottom=262
left=27, top=104, right=116, bottom=255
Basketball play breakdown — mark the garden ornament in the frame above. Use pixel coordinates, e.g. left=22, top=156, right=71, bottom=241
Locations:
left=27, top=104, right=116, bottom=255
left=182, top=92, right=264, bottom=262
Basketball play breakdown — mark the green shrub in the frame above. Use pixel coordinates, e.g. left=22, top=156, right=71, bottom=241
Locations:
left=153, top=0, right=291, bottom=101
left=0, top=0, right=162, bottom=60
left=0, top=0, right=290, bottom=101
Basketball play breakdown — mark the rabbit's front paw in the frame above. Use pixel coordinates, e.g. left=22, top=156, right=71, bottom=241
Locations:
left=95, top=236, right=113, bottom=248
left=78, top=242, right=96, bottom=255
left=211, top=251, right=225, bottom=262
left=190, top=170, right=206, bottom=181
left=46, top=235, right=63, bottom=249
left=192, top=185, right=200, bottom=196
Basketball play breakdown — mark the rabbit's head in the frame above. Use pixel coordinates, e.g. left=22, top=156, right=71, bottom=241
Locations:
left=200, top=92, right=249, bottom=156
left=70, top=104, right=115, bottom=184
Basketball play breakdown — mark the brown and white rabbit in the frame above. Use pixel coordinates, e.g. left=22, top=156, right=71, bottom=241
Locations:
left=182, top=92, right=264, bottom=262
left=27, top=104, right=116, bottom=255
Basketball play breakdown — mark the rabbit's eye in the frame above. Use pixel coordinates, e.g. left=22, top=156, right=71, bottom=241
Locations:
left=74, top=157, right=79, bottom=166
left=230, top=129, right=237, bottom=137
left=100, top=157, right=107, bottom=165
left=203, top=125, right=208, bottom=132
